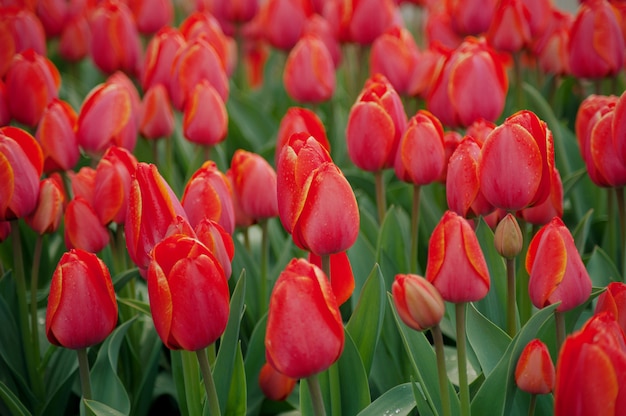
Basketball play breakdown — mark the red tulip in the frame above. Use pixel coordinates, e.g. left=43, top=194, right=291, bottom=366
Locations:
left=424, top=7, right=464, bottom=50
left=89, top=0, right=141, bottom=76
left=64, top=196, right=110, bottom=253
left=283, top=34, right=336, bottom=104
left=69, top=166, right=96, bottom=205
left=465, top=118, right=496, bottom=146
left=59, top=12, right=91, bottom=62
left=25, top=176, right=65, bottom=235
left=515, top=339, right=555, bottom=395
left=341, top=0, right=396, bottom=45
left=346, top=74, right=408, bottom=171
left=183, top=80, right=228, bottom=146
left=554, top=312, right=626, bottom=416
left=258, top=363, right=297, bottom=401
left=0, top=80, right=9, bottom=126
left=425, top=210, right=490, bottom=303
left=437, top=129, right=463, bottom=183
left=613, top=91, right=626, bottom=167
left=194, top=218, right=234, bottom=280
left=258, top=0, right=311, bottom=50
left=531, top=9, right=572, bottom=76
left=45, top=249, right=118, bottom=349
left=0, top=126, right=43, bottom=221
left=200, top=0, right=259, bottom=24
left=35, top=98, right=80, bottom=173
left=5, top=49, right=61, bottom=127
left=140, top=26, right=186, bottom=93
left=308, top=251, right=355, bottom=306
left=182, top=161, right=235, bottom=234
left=427, top=37, right=508, bottom=128
left=485, top=0, right=531, bottom=53
left=519, top=166, right=564, bottom=226
left=392, top=273, right=445, bottom=331
left=526, top=217, right=592, bottom=312
left=446, top=0, right=499, bottom=36
left=36, top=0, right=70, bottom=37
left=0, top=7, right=46, bottom=75
left=139, top=84, right=175, bottom=140
left=147, top=233, right=230, bottom=351
left=394, top=110, right=446, bottom=185
left=265, top=258, right=344, bottom=379
left=595, top=282, right=626, bottom=336
left=127, top=0, right=172, bottom=34
left=93, top=146, right=138, bottom=226
left=303, top=14, right=341, bottom=68
left=479, top=110, right=555, bottom=211
left=568, top=0, right=624, bottom=79
left=226, top=169, right=255, bottom=229
left=126, top=163, right=189, bottom=274
left=228, top=150, right=278, bottom=222
left=275, top=107, right=330, bottom=166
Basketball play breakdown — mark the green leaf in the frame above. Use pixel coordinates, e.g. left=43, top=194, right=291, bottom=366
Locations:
left=224, top=342, right=246, bottom=416
left=41, top=347, right=78, bottom=414
left=112, top=268, right=140, bottom=293
left=586, top=245, right=623, bottom=287
left=83, top=399, right=127, bottom=416
left=0, top=381, right=31, bottom=416
left=356, top=383, right=416, bottom=416
left=213, top=270, right=246, bottom=415
left=336, top=331, right=371, bottom=415
left=131, top=327, right=162, bottom=416
left=470, top=304, right=558, bottom=416
left=232, top=236, right=259, bottom=323
left=0, top=294, right=32, bottom=404
left=345, top=264, right=385, bottom=375
left=115, top=297, right=151, bottom=316
left=572, top=209, right=594, bottom=255
left=244, top=314, right=268, bottom=416
left=376, top=206, right=411, bottom=288
left=466, top=303, right=511, bottom=377
left=90, top=318, right=135, bottom=415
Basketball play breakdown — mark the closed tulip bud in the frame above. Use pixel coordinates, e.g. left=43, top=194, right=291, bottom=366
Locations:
left=446, top=0, right=499, bottom=36
left=531, top=9, right=572, bottom=76
left=36, top=98, right=80, bottom=173
left=308, top=251, right=355, bottom=306
left=554, top=312, right=626, bottom=416
left=179, top=12, right=235, bottom=76
left=465, top=118, right=497, bottom=146
left=526, top=217, right=592, bottom=312
left=126, top=163, right=189, bottom=274
left=519, top=166, right=564, bottom=226
left=182, top=161, right=235, bottom=234
left=139, top=84, right=175, bottom=140
left=275, top=107, right=330, bottom=166
left=392, top=274, right=445, bottom=331
left=303, top=14, right=341, bottom=68
left=370, top=26, right=421, bottom=96
left=494, top=213, right=523, bottom=259
left=283, top=34, right=336, bottom=104
left=89, top=0, right=141, bottom=76
left=613, top=91, right=626, bottom=167
left=45, top=249, right=118, bottom=349
left=265, top=258, right=344, bottom=379
left=438, top=130, right=463, bottom=183
left=588, top=105, right=626, bottom=187
left=0, top=126, right=43, bottom=221
left=426, top=210, right=491, bottom=303
left=93, top=146, right=137, bottom=226
left=479, top=110, right=554, bottom=211
left=36, top=0, right=69, bottom=37
left=183, top=81, right=228, bottom=146
left=394, top=110, right=446, bottom=185
left=69, top=166, right=96, bottom=204
left=595, top=282, right=626, bottom=335
left=64, top=197, right=110, bottom=253
left=141, top=26, right=186, bottom=93
left=446, top=137, right=494, bottom=218
left=427, top=37, right=508, bottom=128
left=25, top=177, right=65, bottom=235
left=0, top=80, right=9, bottom=126
left=425, top=8, right=464, bottom=51
left=59, top=13, right=91, bottom=62
left=259, top=0, right=311, bottom=50
left=0, top=7, right=46, bottom=75
left=5, top=49, right=60, bottom=127
left=514, top=339, right=555, bottom=395
left=226, top=169, right=255, bottom=229
left=228, top=150, right=278, bottom=222
left=259, top=363, right=297, bottom=401
left=568, top=0, right=624, bottom=79
left=346, top=74, right=408, bottom=171
left=342, top=0, right=396, bottom=45
left=194, top=218, right=234, bottom=280
left=486, top=0, right=532, bottom=53
left=127, top=0, right=172, bottom=34
left=148, top=233, right=230, bottom=351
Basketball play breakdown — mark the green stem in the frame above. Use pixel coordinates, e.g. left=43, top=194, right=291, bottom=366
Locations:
left=513, top=52, right=524, bottom=109
left=165, top=134, right=174, bottom=186
left=11, top=221, right=44, bottom=401
left=321, top=254, right=331, bottom=282
left=196, top=349, right=221, bottom=416
left=77, top=348, right=95, bottom=416
left=180, top=350, right=202, bottom=416
left=307, top=374, right=327, bottom=416
left=456, top=302, right=470, bottom=416
left=260, top=220, right=269, bottom=317
left=518, top=222, right=534, bottom=326
left=432, top=325, right=452, bottom=416
left=615, top=187, right=626, bottom=280
left=506, top=257, right=517, bottom=337
left=30, top=234, right=43, bottom=375
left=410, top=185, right=421, bottom=274
left=554, top=310, right=566, bottom=354
left=374, top=170, right=387, bottom=224
left=528, top=394, right=537, bottom=416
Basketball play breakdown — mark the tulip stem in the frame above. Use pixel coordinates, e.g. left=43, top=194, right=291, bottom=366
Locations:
left=528, top=394, right=537, bottom=416
left=506, top=257, right=517, bottom=337
left=30, top=234, right=43, bottom=374
left=321, top=254, right=331, bottom=281
left=455, top=302, right=471, bottom=416
left=374, top=170, right=387, bottom=224
left=77, top=348, right=94, bottom=416
left=307, top=374, right=327, bottom=416
left=432, top=324, right=452, bottom=416
left=411, top=185, right=421, bottom=274
left=196, top=349, right=221, bottom=416
left=554, top=310, right=566, bottom=353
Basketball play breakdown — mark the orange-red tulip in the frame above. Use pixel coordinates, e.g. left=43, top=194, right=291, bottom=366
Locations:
left=69, top=166, right=96, bottom=205
left=275, top=107, right=330, bottom=166
left=36, top=98, right=79, bottom=173
left=25, top=176, right=65, bottom=235
left=258, top=363, right=297, bottom=401
left=426, top=210, right=490, bottom=303
left=59, top=12, right=91, bottom=62
left=370, top=26, right=421, bottom=96
left=515, top=339, right=555, bottom=395
left=613, top=91, right=626, bottom=167
left=228, top=150, right=278, bottom=222
left=341, top=0, right=396, bottom=45
left=308, top=251, right=355, bottom=306
left=183, top=80, right=228, bottom=146
left=45, top=249, right=118, bottom=349
left=265, top=258, right=344, bottom=379
left=194, top=218, right=235, bottom=280
left=64, top=196, right=110, bottom=253
left=595, top=282, right=626, bottom=335
left=139, top=84, right=175, bottom=140
left=526, top=217, right=592, bottom=312
left=531, top=9, right=572, bottom=76
left=0, top=6, right=46, bottom=75
left=258, top=0, right=311, bottom=50
left=519, top=166, right=564, bottom=225
left=93, top=146, right=137, bottom=226
left=148, top=233, right=230, bottom=351
left=140, top=26, right=186, bottom=93
left=392, top=274, right=445, bottom=331
left=446, top=0, right=498, bottom=36
left=485, top=0, right=531, bottom=53
left=0, top=80, right=8, bottom=126
left=127, top=0, right=172, bottom=34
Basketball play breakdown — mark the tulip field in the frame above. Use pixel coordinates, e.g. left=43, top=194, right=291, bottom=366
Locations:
left=2, top=0, right=626, bottom=415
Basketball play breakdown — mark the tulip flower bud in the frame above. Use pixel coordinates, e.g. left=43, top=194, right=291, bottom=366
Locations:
left=515, top=339, right=555, bottom=395
left=485, top=0, right=532, bottom=53
left=258, top=0, right=310, bottom=51
left=595, top=282, right=626, bottom=335
left=519, top=166, right=564, bottom=226
left=370, top=26, right=421, bottom=96
left=46, top=249, right=118, bottom=349
left=265, top=258, right=344, bottom=379
left=613, top=91, right=626, bottom=168
left=36, top=98, right=80, bottom=173
left=494, top=213, right=523, bottom=259
left=141, top=27, right=186, bottom=93
left=64, top=197, right=110, bottom=253
left=139, top=84, right=175, bottom=140
left=93, top=146, right=138, bottom=226
left=447, top=0, right=498, bottom=36
left=228, top=150, right=278, bottom=222
left=275, top=107, right=329, bottom=166
left=308, top=251, right=355, bottom=306
left=0, top=81, right=8, bottom=126
left=426, top=210, right=491, bottom=303
left=258, top=363, right=297, bottom=401
left=526, top=217, right=592, bottom=312
left=194, top=218, right=235, bottom=280
left=25, top=177, right=65, bottom=235
left=342, top=0, right=395, bottom=45
left=392, top=274, right=445, bottom=332
left=183, top=81, right=228, bottom=146
left=59, top=13, right=91, bottom=62
left=148, top=234, right=230, bottom=351
left=127, top=0, right=173, bottom=34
